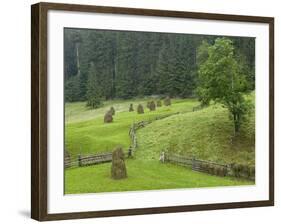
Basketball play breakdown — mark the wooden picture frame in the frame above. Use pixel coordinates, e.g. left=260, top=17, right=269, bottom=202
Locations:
left=31, top=2, right=274, bottom=221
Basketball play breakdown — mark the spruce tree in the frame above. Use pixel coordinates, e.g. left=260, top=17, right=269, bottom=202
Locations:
left=86, top=62, right=102, bottom=109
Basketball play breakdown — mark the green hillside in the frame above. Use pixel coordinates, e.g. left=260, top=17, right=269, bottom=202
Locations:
left=65, top=98, right=198, bottom=158
left=137, top=101, right=255, bottom=165
left=65, top=96, right=255, bottom=194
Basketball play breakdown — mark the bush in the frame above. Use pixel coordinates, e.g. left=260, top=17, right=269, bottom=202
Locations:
left=129, top=103, right=134, bottom=112
left=164, top=96, right=171, bottom=106
left=111, top=147, right=127, bottom=179
left=149, top=101, right=156, bottom=111
left=147, top=101, right=151, bottom=109
left=137, top=104, right=144, bottom=114
left=230, top=163, right=255, bottom=179
left=104, top=111, right=113, bottom=123
left=109, top=106, right=115, bottom=115
left=157, top=100, right=162, bottom=107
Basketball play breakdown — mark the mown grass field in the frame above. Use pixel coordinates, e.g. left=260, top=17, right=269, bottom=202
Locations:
left=65, top=98, right=198, bottom=158
left=65, top=159, right=252, bottom=194
left=65, top=96, right=255, bottom=194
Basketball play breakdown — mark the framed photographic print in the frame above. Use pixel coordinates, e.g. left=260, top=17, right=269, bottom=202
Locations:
left=31, top=2, right=274, bottom=221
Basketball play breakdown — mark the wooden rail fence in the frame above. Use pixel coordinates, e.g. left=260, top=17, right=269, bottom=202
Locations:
left=78, top=153, right=112, bottom=166
left=162, top=152, right=254, bottom=180
left=128, top=112, right=181, bottom=155
left=64, top=152, right=113, bottom=169
left=192, top=104, right=206, bottom=112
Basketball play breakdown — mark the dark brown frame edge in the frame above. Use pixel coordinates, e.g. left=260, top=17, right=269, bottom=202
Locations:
left=31, top=2, right=274, bottom=221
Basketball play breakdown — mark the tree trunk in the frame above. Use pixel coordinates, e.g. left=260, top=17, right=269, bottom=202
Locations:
left=233, top=113, right=240, bottom=135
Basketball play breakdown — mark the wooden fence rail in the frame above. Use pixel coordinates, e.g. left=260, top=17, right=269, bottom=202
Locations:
left=192, top=104, right=206, bottom=112
left=128, top=112, right=181, bottom=155
left=78, top=153, right=112, bottom=166
left=164, top=154, right=193, bottom=167
left=64, top=159, right=79, bottom=169
left=64, top=152, right=113, bottom=169
left=162, top=152, right=254, bottom=180
left=164, top=153, right=228, bottom=173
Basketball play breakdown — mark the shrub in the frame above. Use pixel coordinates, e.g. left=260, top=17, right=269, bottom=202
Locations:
left=147, top=101, right=151, bottom=109
left=111, top=147, right=127, bottom=179
left=129, top=103, right=134, bottom=112
left=109, top=106, right=115, bottom=115
left=137, top=104, right=144, bottom=114
left=149, top=101, right=156, bottom=111
left=157, top=100, right=162, bottom=107
left=164, top=96, right=171, bottom=106
left=104, top=111, right=113, bottom=123
left=231, top=163, right=255, bottom=179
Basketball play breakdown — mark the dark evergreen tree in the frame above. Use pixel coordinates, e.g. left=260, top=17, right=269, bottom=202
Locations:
left=86, top=62, right=102, bottom=108
left=64, top=29, right=255, bottom=102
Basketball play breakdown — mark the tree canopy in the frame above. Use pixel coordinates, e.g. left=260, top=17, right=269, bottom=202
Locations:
left=64, top=28, right=255, bottom=105
left=197, top=38, right=253, bottom=134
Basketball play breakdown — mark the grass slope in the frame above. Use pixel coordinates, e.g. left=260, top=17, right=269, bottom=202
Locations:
left=65, top=97, right=254, bottom=194
left=65, top=98, right=198, bottom=158
left=137, top=97, right=255, bottom=165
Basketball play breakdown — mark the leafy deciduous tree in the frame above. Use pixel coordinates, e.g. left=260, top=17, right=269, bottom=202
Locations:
left=197, top=38, right=252, bottom=134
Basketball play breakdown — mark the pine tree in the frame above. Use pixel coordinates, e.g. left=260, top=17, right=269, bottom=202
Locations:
left=64, top=29, right=255, bottom=102
left=86, top=62, right=102, bottom=109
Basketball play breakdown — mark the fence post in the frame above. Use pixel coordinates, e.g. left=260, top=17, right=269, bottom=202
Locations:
left=78, top=154, right=82, bottom=167
left=128, top=146, right=133, bottom=158
left=192, top=156, right=195, bottom=170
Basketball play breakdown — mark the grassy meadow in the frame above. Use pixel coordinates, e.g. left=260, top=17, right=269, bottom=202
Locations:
left=65, top=98, right=198, bottom=158
left=65, top=96, right=255, bottom=194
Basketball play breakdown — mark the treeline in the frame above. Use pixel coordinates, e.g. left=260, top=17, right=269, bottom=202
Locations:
left=64, top=28, right=255, bottom=103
